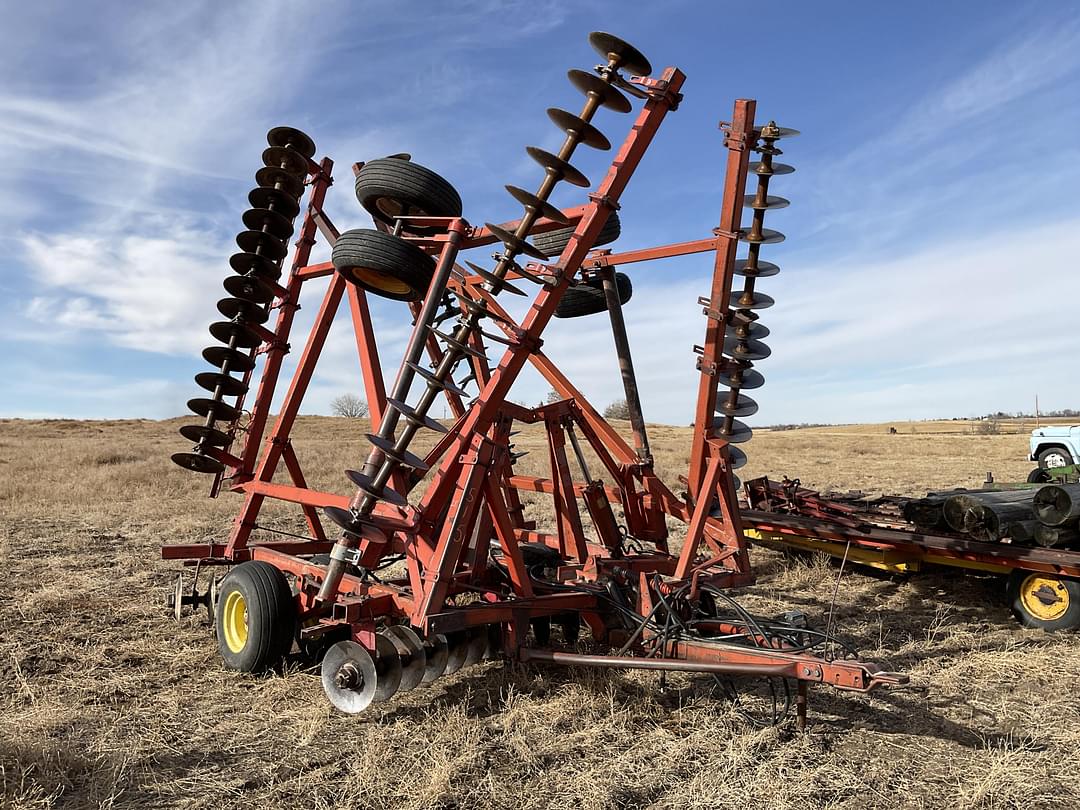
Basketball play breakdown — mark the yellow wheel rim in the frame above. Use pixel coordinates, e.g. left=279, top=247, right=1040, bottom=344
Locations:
left=1019, top=575, right=1070, bottom=622
left=348, top=266, right=414, bottom=296
left=222, top=590, right=249, bottom=653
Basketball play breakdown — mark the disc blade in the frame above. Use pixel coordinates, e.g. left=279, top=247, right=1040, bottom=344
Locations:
left=344, top=469, right=408, bottom=507
left=216, top=296, right=269, bottom=325
left=737, top=228, right=785, bottom=246
left=719, top=367, right=765, bottom=390
left=404, top=361, right=468, bottom=398
left=484, top=222, right=550, bottom=261
left=525, top=147, right=590, bottom=188
left=235, top=229, right=288, bottom=262
left=430, top=327, right=489, bottom=360
left=187, top=397, right=241, bottom=422
left=546, top=108, right=611, bottom=151
left=722, top=336, right=771, bottom=362
left=266, top=125, right=316, bottom=159
left=728, top=321, right=769, bottom=340
left=421, top=633, right=449, bottom=683
left=195, top=371, right=248, bottom=398
left=229, top=251, right=281, bottom=280
left=222, top=274, right=275, bottom=305
left=742, top=194, right=790, bottom=211
left=749, top=161, right=795, bottom=177
left=727, top=447, right=748, bottom=470
left=171, top=452, right=225, bottom=474
left=209, top=320, right=263, bottom=349
left=254, top=166, right=305, bottom=199
left=715, top=393, right=759, bottom=418
left=567, top=69, right=632, bottom=113
left=504, top=184, right=570, bottom=225
left=588, top=31, right=653, bottom=76
left=366, top=433, right=430, bottom=473
left=466, top=259, right=528, bottom=296
left=443, top=630, right=469, bottom=675
left=733, top=259, right=780, bottom=278
left=262, top=145, right=309, bottom=177
left=248, top=186, right=301, bottom=220
left=386, top=397, right=449, bottom=434
left=179, top=424, right=231, bottom=447
left=729, top=291, right=775, bottom=311
left=202, top=345, right=256, bottom=373
left=463, top=627, right=487, bottom=667
left=758, top=123, right=800, bottom=140
left=713, top=417, right=753, bottom=444
left=241, top=207, right=294, bottom=241
left=321, top=640, right=377, bottom=714
left=382, top=626, right=427, bottom=692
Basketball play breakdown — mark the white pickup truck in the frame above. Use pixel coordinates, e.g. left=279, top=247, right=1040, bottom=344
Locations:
left=1030, top=425, right=1080, bottom=469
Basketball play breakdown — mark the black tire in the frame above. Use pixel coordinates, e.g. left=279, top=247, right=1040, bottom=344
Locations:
left=554, top=271, right=632, bottom=319
left=332, top=228, right=436, bottom=302
left=1007, top=570, right=1080, bottom=631
left=355, top=158, right=462, bottom=232
left=1038, top=447, right=1074, bottom=470
left=216, top=561, right=296, bottom=672
left=1027, top=467, right=1053, bottom=484
left=531, top=211, right=621, bottom=257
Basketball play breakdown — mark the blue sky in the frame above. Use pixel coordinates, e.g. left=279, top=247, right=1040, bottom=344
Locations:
left=3, top=0, right=1080, bottom=425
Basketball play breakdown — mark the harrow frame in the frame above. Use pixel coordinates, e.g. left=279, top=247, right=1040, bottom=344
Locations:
left=165, top=43, right=904, bottom=719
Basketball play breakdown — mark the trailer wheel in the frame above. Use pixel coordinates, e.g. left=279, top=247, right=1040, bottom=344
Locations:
left=332, top=228, right=436, bottom=302
left=1027, top=467, right=1053, bottom=484
left=354, top=157, right=462, bottom=232
left=216, top=561, right=296, bottom=672
left=530, top=212, right=621, bottom=257
left=554, top=271, right=632, bottom=319
left=1038, top=447, right=1074, bottom=469
left=1007, top=570, right=1080, bottom=631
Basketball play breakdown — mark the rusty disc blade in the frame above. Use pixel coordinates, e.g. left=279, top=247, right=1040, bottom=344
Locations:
left=222, top=273, right=275, bottom=304
left=171, top=451, right=225, bottom=474
left=235, top=229, right=288, bottom=262
left=547, top=108, right=611, bottom=150
left=713, top=418, right=753, bottom=444
left=209, top=320, right=263, bottom=349
left=728, top=320, right=769, bottom=340
left=254, top=166, right=305, bottom=199
left=366, top=433, right=430, bottom=473
left=567, top=69, right=632, bottom=112
left=729, top=290, right=775, bottom=310
left=466, top=261, right=528, bottom=296
left=202, top=345, right=256, bottom=373
left=241, top=206, right=294, bottom=241
left=382, top=626, right=427, bottom=692
left=715, top=393, right=759, bottom=418
left=742, top=194, right=790, bottom=211
left=719, top=367, right=765, bottom=390
left=484, top=222, right=550, bottom=261
left=187, top=397, right=241, bottom=422
left=749, top=161, right=795, bottom=177
left=179, top=424, right=231, bottom=447
left=722, top=336, right=771, bottom=362
left=216, top=296, right=269, bottom=325
left=588, top=31, right=652, bottom=76
left=320, top=640, right=376, bottom=714
left=404, top=361, right=468, bottom=398
left=421, top=633, right=449, bottom=683
left=526, top=147, right=590, bottom=188
left=430, top=327, right=489, bottom=360
left=733, top=258, right=780, bottom=278
left=344, top=469, right=408, bottom=507
left=266, top=125, right=316, bottom=159
left=386, top=397, right=448, bottom=434
left=443, top=630, right=469, bottom=675
left=248, top=186, right=301, bottom=220
left=262, top=145, right=309, bottom=177
left=737, top=228, right=785, bottom=246
left=195, top=371, right=248, bottom=398
left=504, top=184, right=570, bottom=225
left=758, top=123, right=800, bottom=140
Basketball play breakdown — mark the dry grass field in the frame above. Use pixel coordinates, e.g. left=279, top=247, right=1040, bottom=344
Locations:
left=1, top=416, right=1078, bottom=809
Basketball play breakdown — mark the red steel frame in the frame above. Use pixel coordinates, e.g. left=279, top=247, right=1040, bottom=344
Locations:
left=164, top=74, right=903, bottom=696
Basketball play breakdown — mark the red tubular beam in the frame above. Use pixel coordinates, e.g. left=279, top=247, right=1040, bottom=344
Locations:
left=518, top=647, right=787, bottom=677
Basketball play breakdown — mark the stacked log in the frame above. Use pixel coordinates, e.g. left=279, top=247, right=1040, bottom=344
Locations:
left=1032, top=484, right=1080, bottom=548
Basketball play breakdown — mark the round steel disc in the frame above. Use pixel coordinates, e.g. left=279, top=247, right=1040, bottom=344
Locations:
left=546, top=108, right=611, bottom=150
left=202, top=345, right=256, bottom=373
left=758, top=124, right=800, bottom=140
left=216, top=296, right=269, bottom=325
left=172, top=573, right=185, bottom=620
left=526, top=146, right=590, bottom=188
left=321, top=640, right=377, bottom=714
left=372, top=633, right=403, bottom=703
left=728, top=321, right=769, bottom=340
left=729, top=290, right=775, bottom=311
left=462, top=627, right=487, bottom=667
left=727, top=447, right=748, bottom=470
left=171, top=451, right=225, bottom=475
left=344, top=469, right=408, bottom=507
left=713, top=417, right=753, bottom=444
left=249, top=186, right=301, bottom=220
left=241, top=207, right=294, bottom=241
left=195, top=371, right=248, bottom=398
left=228, top=251, right=281, bottom=280
left=382, top=626, right=427, bottom=692
left=737, top=228, right=785, bottom=246
left=749, top=161, right=795, bottom=176
left=484, top=222, right=550, bottom=261
left=743, top=194, right=790, bottom=211
left=718, top=367, right=765, bottom=390
left=235, top=229, right=287, bottom=262
left=209, top=320, right=263, bottom=349
left=567, top=69, right=632, bottom=112
left=179, top=423, right=231, bottom=447
left=421, top=633, right=449, bottom=683
left=722, top=336, right=771, bottom=362
left=730, top=474, right=743, bottom=492
left=715, top=393, right=759, bottom=418
left=266, top=126, right=316, bottom=159
left=262, top=145, right=309, bottom=178
left=505, top=184, right=570, bottom=225
left=443, top=630, right=469, bottom=675
left=588, top=31, right=653, bottom=76
left=733, top=258, right=780, bottom=278
left=254, top=166, right=304, bottom=199
left=366, top=433, right=431, bottom=473
left=187, top=397, right=241, bottom=422
left=222, top=273, right=275, bottom=305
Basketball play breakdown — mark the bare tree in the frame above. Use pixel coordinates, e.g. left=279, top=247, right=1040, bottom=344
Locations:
left=330, top=393, right=369, bottom=418
left=603, top=398, right=631, bottom=420
left=544, top=388, right=562, bottom=405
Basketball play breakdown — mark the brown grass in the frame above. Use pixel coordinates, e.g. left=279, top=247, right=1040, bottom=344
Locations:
left=1, top=416, right=1078, bottom=809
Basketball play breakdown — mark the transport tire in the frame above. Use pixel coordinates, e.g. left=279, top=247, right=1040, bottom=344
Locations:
left=354, top=157, right=462, bottom=232
left=554, top=271, right=632, bottom=319
left=530, top=211, right=621, bottom=257
left=216, top=561, right=297, bottom=672
left=332, top=228, right=436, bottom=302
left=1037, top=447, right=1073, bottom=469
left=1007, top=570, right=1080, bottom=631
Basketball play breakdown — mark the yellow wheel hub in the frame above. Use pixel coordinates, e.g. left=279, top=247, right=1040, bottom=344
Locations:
left=348, top=266, right=414, bottom=296
left=1019, top=575, right=1070, bottom=622
left=222, top=590, right=249, bottom=653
